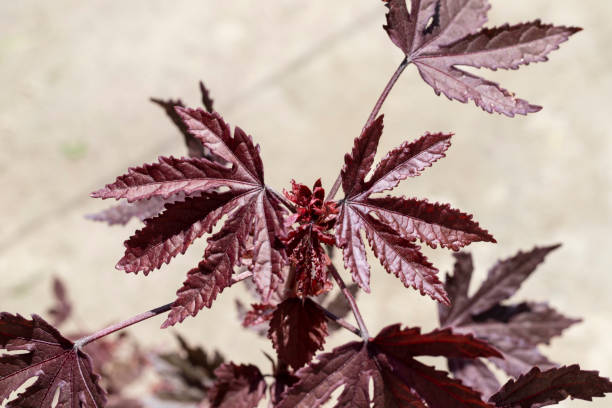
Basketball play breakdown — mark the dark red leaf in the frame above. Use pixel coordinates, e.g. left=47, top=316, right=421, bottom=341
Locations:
left=0, top=313, right=106, bottom=407
left=336, top=117, right=493, bottom=300
left=278, top=324, right=499, bottom=407
left=268, top=298, right=328, bottom=370
left=382, top=0, right=581, bottom=116
left=94, top=108, right=288, bottom=325
left=276, top=342, right=374, bottom=408
left=438, top=246, right=580, bottom=382
left=490, top=365, right=612, bottom=407
left=208, top=363, right=266, bottom=408
left=373, top=324, right=501, bottom=361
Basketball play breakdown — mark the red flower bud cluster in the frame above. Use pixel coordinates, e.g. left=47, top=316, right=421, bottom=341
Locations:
left=283, top=179, right=338, bottom=297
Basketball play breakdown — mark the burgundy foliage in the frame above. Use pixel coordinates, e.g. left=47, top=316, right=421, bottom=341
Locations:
left=93, top=107, right=288, bottom=327
left=438, top=246, right=582, bottom=398
left=382, top=0, right=581, bottom=116
left=0, top=313, right=106, bottom=407
left=491, top=366, right=612, bottom=408
left=3, top=3, right=606, bottom=408
left=278, top=324, right=501, bottom=407
left=335, top=114, right=495, bottom=300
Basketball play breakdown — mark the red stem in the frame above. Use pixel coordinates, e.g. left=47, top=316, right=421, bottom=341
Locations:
left=312, top=301, right=361, bottom=337
left=328, top=264, right=370, bottom=340
left=75, top=303, right=172, bottom=348
left=325, top=57, right=409, bottom=202
left=75, top=271, right=253, bottom=348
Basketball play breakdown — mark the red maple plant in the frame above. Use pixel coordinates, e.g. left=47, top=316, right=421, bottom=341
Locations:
left=1, top=1, right=610, bottom=407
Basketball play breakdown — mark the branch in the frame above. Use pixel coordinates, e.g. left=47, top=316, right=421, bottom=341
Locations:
left=75, top=271, right=254, bottom=348
left=328, top=264, right=370, bottom=340
left=326, top=57, right=409, bottom=202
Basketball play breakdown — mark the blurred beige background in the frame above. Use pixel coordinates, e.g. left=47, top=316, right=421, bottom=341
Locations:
left=1, top=1, right=610, bottom=406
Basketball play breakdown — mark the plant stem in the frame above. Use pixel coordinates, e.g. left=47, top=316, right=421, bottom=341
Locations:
left=312, top=301, right=361, bottom=338
left=75, top=271, right=254, bottom=348
left=328, top=264, right=370, bottom=340
left=75, top=303, right=172, bottom=348
left=364, top=56, right=409, bottom=130
left=325, top=57, right=409, bottom=202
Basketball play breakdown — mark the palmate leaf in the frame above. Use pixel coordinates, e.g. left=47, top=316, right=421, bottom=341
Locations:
left=437, top=246, right=581, bottom=391
left=277, top=324, right=501, bottom=408
left=93, top=108, right=287, bottom=327
left=490, top=366, right=612, bottom=408
left=0, top=313, right=106, bottom=408
left=335, top=115, right=494, bottom=301
left=382, top=0, right=581, bottom=116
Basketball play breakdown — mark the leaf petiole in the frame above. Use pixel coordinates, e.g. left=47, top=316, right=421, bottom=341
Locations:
left=326, top=57, right=409, bottom=202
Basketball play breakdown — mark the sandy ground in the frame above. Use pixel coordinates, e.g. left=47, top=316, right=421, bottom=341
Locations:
left=1, top=1, right=611, bottom=407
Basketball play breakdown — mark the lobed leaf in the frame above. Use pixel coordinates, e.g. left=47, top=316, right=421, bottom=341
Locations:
left=278, top=324, right=500, bottom=408
left=438, top=246, right=582, bottom=386
left=336, top=115, right=493, bottom=301
left=94, top=108, right=288, bottom=326
left=382, top=0, right=581, bottom=115
left=0, top=313, right=106, bottom=408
